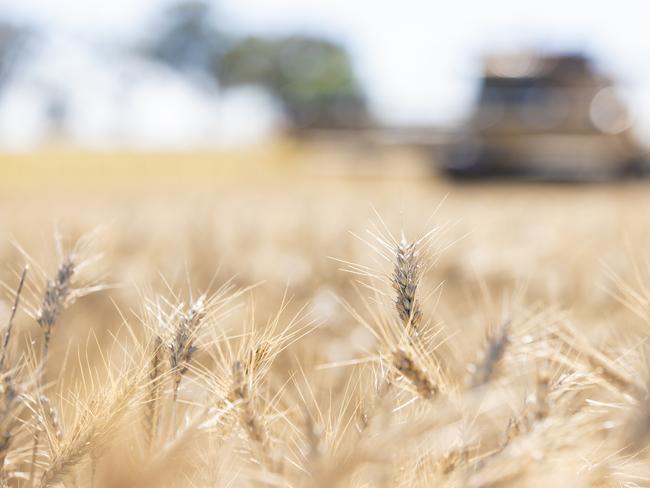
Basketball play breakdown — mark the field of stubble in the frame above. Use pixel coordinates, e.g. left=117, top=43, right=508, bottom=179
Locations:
left=1, top=146, right=650, bottom=487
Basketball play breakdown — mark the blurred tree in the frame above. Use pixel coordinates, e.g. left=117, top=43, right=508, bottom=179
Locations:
left=143, top=1, right=227, bottom=80
left=218, top=36, right=370, bottom=130
left=0, top=21, right=31, bottom=90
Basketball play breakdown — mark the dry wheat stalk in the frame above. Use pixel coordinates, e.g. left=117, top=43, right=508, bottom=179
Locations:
left=392, top=236, right=423, bottom=332
left=391, top=349, right=438, bottom=400
left=470, top=320, right=510, bottom=388
left=342, top=230, right=438, bottom=434
left=23, top=393, right=64, bottom=466
left=228, top=356, right=284, bottom=476
left=2, top=209, right=650, bottom=487
left=550, top=324, right=644, bottom=397
left=436, top=446, right=470, bottom=476
left=0, top=268, right=28, bottom=475
left=168, top=295, right=206, bottom=400
left=30, top=252, right=78, bottom=485
left=37, top=256, right=75, bottom=364
left=230, top=360, right=267, bottom=445
left=39, top=394, right=63, bottom=444
left=0, top=370, right=22, bottom=472
left=0, top=266, right=28, bottom=372
left=144, top=336, right=165, bottom=449
left=39, top=370, right=142, bottom=488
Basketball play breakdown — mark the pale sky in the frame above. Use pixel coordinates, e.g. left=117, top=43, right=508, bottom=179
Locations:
left=2, top=0, right=650, bottom=136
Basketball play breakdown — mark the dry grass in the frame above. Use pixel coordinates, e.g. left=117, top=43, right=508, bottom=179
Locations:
left=0, top=151, right=649, bottom=486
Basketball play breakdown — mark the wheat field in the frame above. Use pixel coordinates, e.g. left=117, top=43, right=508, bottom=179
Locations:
left=1, top=146, right=650, bottom=487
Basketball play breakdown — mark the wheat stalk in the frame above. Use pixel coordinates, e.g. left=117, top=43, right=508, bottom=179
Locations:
left=0, top=266, right=28, bottom=372
left=470, top=320, right=510, bottom=388
left=391, top=348, right=438, bottom=400
left=144, top=336, right=165, bottom=449
left=37, top=256, right=75, bottom=366
left=168, top=295, right=206, bottom=401
left=392, top=236, right=423, bottom=333
left=39, top=370, right=142, bottom=487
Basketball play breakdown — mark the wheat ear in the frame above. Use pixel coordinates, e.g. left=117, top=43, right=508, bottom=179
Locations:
left=144, top=336, right=164, bottom=448
left=168, top=296, right=206, bottom=401
left=392, top=349, right=438, bottom=399
left=37, top=256, right=75, bottom=367
left=392, top=236, right=423, bottom=332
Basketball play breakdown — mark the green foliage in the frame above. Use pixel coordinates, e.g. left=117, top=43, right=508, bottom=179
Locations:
left=142, top=2, right=370, bottom=129
left=219, top=36, right=369, bottom=129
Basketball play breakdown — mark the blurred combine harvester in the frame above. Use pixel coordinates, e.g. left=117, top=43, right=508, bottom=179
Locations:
left=441, top=53, right=648, bottom=180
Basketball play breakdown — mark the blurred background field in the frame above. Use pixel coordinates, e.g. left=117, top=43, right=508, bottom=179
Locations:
left=1, top=144, right=649, bottom=337
left=0, top=142, right=427, bottom=187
